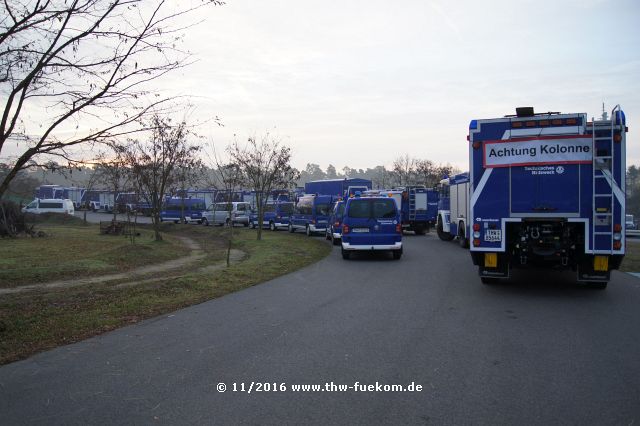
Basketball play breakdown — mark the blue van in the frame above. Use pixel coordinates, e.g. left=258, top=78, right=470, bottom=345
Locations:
left=250, top=201, right=294, bottom=231
left=288, top=194, right=335, bottom=236
left=325, top=200, right=345, bottom=246
left=340, top=196, right=403, bottom=260
left=160, top=197, right=207, bottom=224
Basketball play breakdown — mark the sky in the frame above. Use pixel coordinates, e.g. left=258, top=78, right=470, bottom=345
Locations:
left=5, top=0, right=640, bottom=173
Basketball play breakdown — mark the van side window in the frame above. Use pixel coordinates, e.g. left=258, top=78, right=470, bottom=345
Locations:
left=237, top=204, right=247, bottom=212
left=39, top=202, right=63, bottom=209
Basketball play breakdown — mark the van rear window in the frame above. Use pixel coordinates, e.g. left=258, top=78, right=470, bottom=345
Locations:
left=315, top=203, right=332, bottom=216
left=347, top=199, right=396, bottom=219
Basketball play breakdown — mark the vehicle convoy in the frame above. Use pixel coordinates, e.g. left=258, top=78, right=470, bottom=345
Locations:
left=340, top=195, right=403, bottom=260
left=466, top=106, right=627, bottom=288
left=436, top=172, right=470, bottom=246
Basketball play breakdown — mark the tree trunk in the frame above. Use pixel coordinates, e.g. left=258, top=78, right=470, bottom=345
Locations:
left=256, top=194, right=263, bottom=241
left=226, top=220, right=232, bottom=267
left=153, top=212, right=162, bottom=241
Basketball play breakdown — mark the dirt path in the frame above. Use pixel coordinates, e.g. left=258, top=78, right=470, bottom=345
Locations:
left=0, top=237, right=246, bottom=295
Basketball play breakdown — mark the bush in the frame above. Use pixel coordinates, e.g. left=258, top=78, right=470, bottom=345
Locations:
left=0, top=200, right=31, bottom=237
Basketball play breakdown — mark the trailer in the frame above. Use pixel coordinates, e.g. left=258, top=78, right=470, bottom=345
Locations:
left=467, top=106, right=627, bottom=289
left=378, top=186, right=438, bottom=234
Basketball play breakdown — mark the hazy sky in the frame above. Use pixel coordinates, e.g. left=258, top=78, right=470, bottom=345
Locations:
left=10, top=0, right=639, bottom=173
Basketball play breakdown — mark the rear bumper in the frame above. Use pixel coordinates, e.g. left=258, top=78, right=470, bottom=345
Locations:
left=342, top=242, right=402, bottom=251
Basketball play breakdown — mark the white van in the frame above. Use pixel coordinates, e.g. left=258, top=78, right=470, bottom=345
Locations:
left=202, top=202, right=250, bottom=226
left=22, top=199, right=75, bottom=216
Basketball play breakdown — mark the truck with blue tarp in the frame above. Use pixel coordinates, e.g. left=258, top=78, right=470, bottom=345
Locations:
left=436, top=172, right=470, bottom=246
left=304, top=178, right=372, bottom=199
left=467, top=106, right=627, bottom=289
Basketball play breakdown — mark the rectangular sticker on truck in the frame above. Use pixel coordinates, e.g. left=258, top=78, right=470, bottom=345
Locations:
left=483, top=135, right=592, bottom=168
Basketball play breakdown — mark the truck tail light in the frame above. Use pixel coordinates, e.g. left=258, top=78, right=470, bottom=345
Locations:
left=396, top=224, right=402, bottom=233
left=473, top=223, right=480, bottom=232
left=343, top=224, right=350, bottom=234
left=472, top=142, right=481, bottom=149
left=614, top=134, right=622, bottom=142
left=334, top=221, right=340, bottom=227
left=613, top=241, right=622, bottom=250
left=614, top=223, right=622, bottom=232
left=473, top=239, right=481, bottom=247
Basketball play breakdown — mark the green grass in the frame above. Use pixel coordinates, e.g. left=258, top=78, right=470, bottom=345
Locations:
left=0, top=225, right=330, bottom=364
left=619, top=241, right=640, bottom=272
left=0, top=223, right=183, bottom=287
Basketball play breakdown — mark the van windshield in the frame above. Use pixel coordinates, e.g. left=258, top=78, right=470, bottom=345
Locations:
left=279, top=203, right=293, bottom=214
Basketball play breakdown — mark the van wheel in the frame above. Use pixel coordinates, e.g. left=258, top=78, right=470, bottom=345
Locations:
left=269, top=222, right=276, bottom=231
left=306, top=225, right=311, bottom=236
left=174, top=220, right=179, bottom=224
left=458, top=225, right=469, bottom=248
left=341, top=248, right=350, bottom=260
left=392, top=250, right=402, bottom=260
left=243, top=222, right=249, bottom=227
left=250, top=221, right=256, bottom=229
left=225, top=218, right=230, bottom=227
left=437, top=218, right=454, bottom=241
left=288, top=223, right=295, bottom=233
left=202, top=218, right=209, bottom=226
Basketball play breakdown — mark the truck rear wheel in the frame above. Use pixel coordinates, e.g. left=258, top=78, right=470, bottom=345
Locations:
left=458, top=225, right=469, bottom=248
left=414, top=224, right=426, bottom=235
left=437, top=218, right=454, bottom=241
left=341, top=248, right=350, bottom=260
left=481, top=277, right=499, bottom=285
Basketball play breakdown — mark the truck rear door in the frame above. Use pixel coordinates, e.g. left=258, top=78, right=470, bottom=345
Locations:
left=510, top=164, right=580, bottom=214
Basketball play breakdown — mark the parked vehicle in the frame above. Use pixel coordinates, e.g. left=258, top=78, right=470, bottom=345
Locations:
left=289, top=194, right=335, bottom=236
left=626, top=214, right=636, bottom=231
left=340, top=195, right=403, bottom=260
left=22, top=198, right=75, bottom=216
left=436, top=172, right=470, bottom=247
left=202, top=202, right=251, bottom=226
left=160, top=197, right=207, bottom=224
left=467, top=106, right=627, bottom=288
left=250, top=201, right=294, bottom=230
left=325, top=200, right=345, bottom=245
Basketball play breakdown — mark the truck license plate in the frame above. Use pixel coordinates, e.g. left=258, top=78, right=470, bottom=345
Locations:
left=352, top=228, right=370, bottom=233
left=484, top=229, right=501, bottom=242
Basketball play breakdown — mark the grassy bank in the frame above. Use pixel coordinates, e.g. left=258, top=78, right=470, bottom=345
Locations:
left=0, top=220, right=183, bottom=288
left=0, top=225, right=330, bottom=364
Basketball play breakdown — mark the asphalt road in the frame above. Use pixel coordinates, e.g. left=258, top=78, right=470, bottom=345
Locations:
left=1, top=234, right=640, bottom=425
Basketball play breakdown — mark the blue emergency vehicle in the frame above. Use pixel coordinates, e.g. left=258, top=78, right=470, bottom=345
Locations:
left=436, top=172, right=470, bottom=247
left=160, top=197, right=207, bottom=224
left=250, top=201, right=294, bottom=231
left=289, top=194, right=336, bottom=236
left=304, top=178, right=372, bottom=199
left=340, top=195, right=403, bottom=260
left=325, top=199, right=345, bottom=245
left=467, top=106, right=627, bottom=288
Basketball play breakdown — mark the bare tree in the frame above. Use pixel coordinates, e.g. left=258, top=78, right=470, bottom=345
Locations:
left=0, top=0, right=224, bottom=200
left=126, top=114, right=199, bottom=241
left=228, top=133, right=298, bottom=240
left=391, top=154, right=417, bottom=187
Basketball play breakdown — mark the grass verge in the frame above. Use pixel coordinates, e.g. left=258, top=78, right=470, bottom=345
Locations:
left=619, top=239, right=640, bottom=272
left=0, top=221, right=183, bottom=288
left=0, top=225, right=330, bottom=364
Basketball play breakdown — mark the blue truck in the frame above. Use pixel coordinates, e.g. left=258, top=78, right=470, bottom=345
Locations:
left=250, top=201, right=295, bottom=230
left=384, top=186, right=438, bottom=235
left=436, top=172, right=470, bottom=246
left=304, top=178, right=372, bottom=199
left=467, top=106, right=627, bottom=288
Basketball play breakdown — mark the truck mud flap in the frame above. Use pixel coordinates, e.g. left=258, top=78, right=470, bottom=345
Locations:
left=576, top=262, right=610, bottom=282
left=477, top=253, right=510, bottom=279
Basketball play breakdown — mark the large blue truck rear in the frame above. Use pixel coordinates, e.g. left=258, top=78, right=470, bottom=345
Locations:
left=468, top=106, right=627, bottom=288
